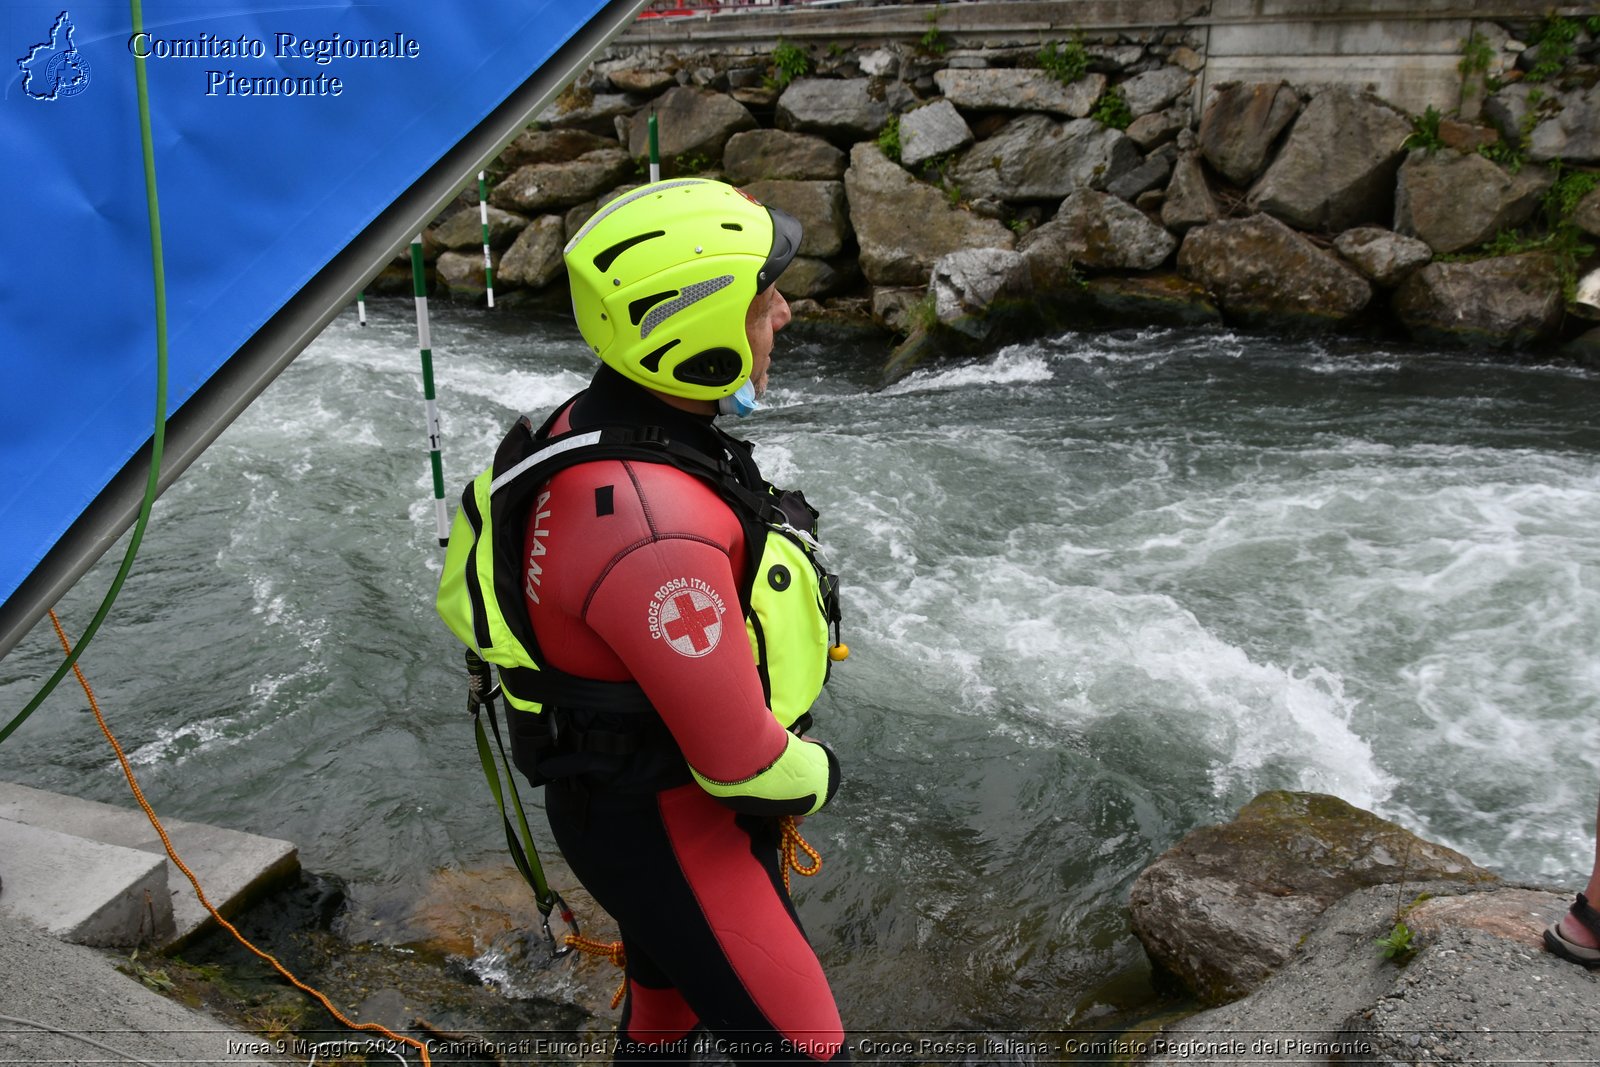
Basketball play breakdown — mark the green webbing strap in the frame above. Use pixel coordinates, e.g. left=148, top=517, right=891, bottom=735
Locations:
left=2, top=0, right=168, bottom=747
left=465, top=649, right=576, bottom=955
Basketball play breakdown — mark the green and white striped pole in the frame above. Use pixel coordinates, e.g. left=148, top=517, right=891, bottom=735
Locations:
left=648, top=113, right=661, bottom=183
left=410, top=233, right=450, bottom=547
left=357, top=289, right=367, bottom=326
left=478, top=171, right=496, bottom=308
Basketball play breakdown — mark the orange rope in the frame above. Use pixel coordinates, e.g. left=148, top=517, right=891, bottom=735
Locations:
left=779, top=815, right=821, bottom=894
left=563, top=934, right=628, bottom=1008
left=48, top=610, right=433, bottom=1067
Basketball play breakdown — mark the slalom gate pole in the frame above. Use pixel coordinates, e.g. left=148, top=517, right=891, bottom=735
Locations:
left=357, top=289, right=367, bottom=326
left=409, top=233, right=449, bottom=547
left=478, top=171, right=496, bottom=308
left=649, top=113, right=661, bottom=183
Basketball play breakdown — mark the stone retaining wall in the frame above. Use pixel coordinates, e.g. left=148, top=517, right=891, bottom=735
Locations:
left=389, top=1, right=1600, bottom=371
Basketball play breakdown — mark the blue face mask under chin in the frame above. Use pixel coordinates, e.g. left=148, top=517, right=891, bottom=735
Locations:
left=717, top=380, right=763, bottom=418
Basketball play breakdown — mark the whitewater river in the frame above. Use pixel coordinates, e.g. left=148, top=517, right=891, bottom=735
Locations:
left=4, top=301, right=1599, bottom=1031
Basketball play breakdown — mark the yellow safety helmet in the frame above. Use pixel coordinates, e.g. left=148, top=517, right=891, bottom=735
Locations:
left=563, top=179, right=803, bottom=401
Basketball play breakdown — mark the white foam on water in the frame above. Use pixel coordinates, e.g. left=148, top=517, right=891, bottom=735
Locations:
left=883, top=346, right=1054, bottom=395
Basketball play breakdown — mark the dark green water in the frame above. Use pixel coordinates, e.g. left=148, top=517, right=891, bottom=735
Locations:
left=4, top=302, right=1599, bottom=1035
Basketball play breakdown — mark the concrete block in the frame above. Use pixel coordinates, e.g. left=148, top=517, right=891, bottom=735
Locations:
left=1200, top=55, right=1465, bottom=117
left=0, top=819, right=174, bottom=948
left=0, top=781, right=299, bottom=947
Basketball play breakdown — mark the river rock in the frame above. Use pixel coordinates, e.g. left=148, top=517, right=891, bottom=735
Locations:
left=1126, top=106, right=1189, bottom=151
left=1249, top=88, right=1411, bottom=232
left=497, top=215, right=567, bottom=290
left=1105, top=144, right=1176, bottom=202
left=1179, top=213, right=1372, bottom=329
left=499, top=129, right=619, bottom=170
left=1525, top=82, right=1600, bottom=163
left=626, top=86, right=756, bottom=171
left=899, top=99, right=975, bottom=169
left=871, top=285, right=928, bottom=333
left=538, top=91, right=639, bottom=136
left=1144, top=882, right=1600, bottom=1066
left=858, top=48, right=898, bottom=78
left=490, top=150, right=633, bottom=215
left=1020, top=189, right=1176, bottom=271
left=1084, top=273, right=1221, bottom=326
left=1161, top=151, right=1218, bottom=232
left=1392, top=254, right=1565, bottom=350
left=721, top=129, right=846, bottom=184
left=1483, top=83, right=1537, bottom=149
left=607, top=67, right=676, bottom=95
left=1129, top=791, right=1496, bottom=1006
left=1573, top=186, right=1600, bottom=238
left=429, top=205, right=529, bottom=251
left=776, top=255, right=856, bottom=299
left=740, top=180, right=849, bottom=258
left=1394, top=149, right=1552, bottom=255
left=845, top=143, right=1014, bottom=287
left=1332, top=226, right=1432, bottom=286
left=1198, top=81, right=1301, bottom=187
left=1118, top=66, right=1192, bottom=119
left=776, top=77, right=891, bottom=142
left=949, top=115, right=1141, bottom=202
left=930, top=248, right=1030, bottom=334
left=933, top=68, right=1105, bottom=118
left=435, top=250, right=492, bottom=299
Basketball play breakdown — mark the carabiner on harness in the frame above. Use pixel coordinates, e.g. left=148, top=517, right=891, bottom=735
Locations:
left=541, top=887, right=580, bottom=959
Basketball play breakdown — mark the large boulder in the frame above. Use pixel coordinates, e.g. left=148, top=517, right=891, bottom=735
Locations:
left=1198, top=81, right=1301, bottom=187
left=1019, top=189, right=1176, bottom=271
left=1126, top=106, right=1190, bottom=151
left=537, top=91, right=639, bottom=136
left=740, top=179, right=850, bottom=258
left=949, top=114, right=1141, bottom=202
left=435, top=250, right=492, bottom=300
left=1178, top=213, right=1373, bottom=328
left=721, top=129, right=846, bottom=184
left=1394, top=149, right=1552, bottom=254
left=490, top=149, right=633, bottom=214
left=899, top=99, right=975, bottom=169
left=1332, top=226, right=1432, bottom=287
left=1118, top=66, right=1193, bottom=119
left=844, top=143, right=1014, bottom=287
left=625, top=86, right=756, bottom=171
left=930, top=248, right=1031, bottom=334
left=428, top=205, right=529, bottom=251
left=1162, top=151, right=1219, bottom=232
left=776, top=255, right=857, bottom=300
left=1248, top=88, right=1411, bottom=232
left=933, top=68, right=1105, bottom=119
left=1574, top=185, right=1600, bottom=238
left=1084, top=273, right=1222, bottom=327
left=1105, top=144, right=1177, bottom=203
left=1489, top=81, right=1600, bottom=163
left=499, top=129, right=619, bottom=170
left=1129, top=791, right=1496, bottom=1006
left=776, top=77, right=891, bottom=142
left=496, top=215, right=567, bottom=290
left=1392, top=254, right=1565, bottom=349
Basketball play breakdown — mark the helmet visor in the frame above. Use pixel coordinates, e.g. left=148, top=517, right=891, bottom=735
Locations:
left=756, top=206, right=803, bottom=293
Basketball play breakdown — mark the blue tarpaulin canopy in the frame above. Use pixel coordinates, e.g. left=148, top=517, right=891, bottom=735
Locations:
left=1, top=0, right=645, bottom=659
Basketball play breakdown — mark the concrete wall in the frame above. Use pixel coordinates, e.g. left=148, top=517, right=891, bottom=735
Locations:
left=614, top=0, right=1587, bottom=115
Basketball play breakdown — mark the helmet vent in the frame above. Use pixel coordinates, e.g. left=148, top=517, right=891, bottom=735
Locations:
left=721, top=223, right=743, bottom=231
left=629, top=290, right=679, bottom=327
left=639, top=339, right=680, bottom=374
left=593, top=230, right=665, bottom=273
left=672, top=348, right=742, bottom=387
left=638, top=275, right=734, bottom=339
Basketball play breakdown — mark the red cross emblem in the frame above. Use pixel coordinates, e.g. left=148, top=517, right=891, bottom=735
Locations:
left=657, top=586, right=724, bottom=658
